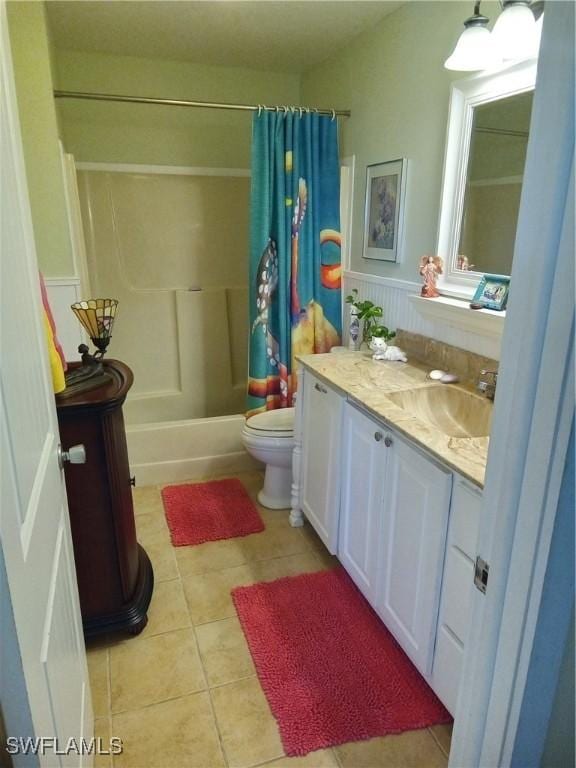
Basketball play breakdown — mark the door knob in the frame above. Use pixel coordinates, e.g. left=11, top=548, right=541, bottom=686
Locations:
left=58, top=444, right=86, bottom=469
left=384, top=436, right=393, bottom=447
left=374, top=431, right=383, bottom=442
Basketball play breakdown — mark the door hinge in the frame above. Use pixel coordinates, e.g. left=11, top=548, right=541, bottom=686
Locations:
left=474, top=556, right=489, bottom=594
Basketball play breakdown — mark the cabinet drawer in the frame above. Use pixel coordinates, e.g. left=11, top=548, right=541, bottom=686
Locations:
left=441, top=547, right=475, bottom=645
left=432, top=625, right=464, bottom=716
left=450, top=478, right=482, bottom=558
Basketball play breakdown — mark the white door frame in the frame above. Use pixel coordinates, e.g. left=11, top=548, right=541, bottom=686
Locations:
left=450, top=4, right=575, bottom=766
left=0, top=1, right=91, bottom=761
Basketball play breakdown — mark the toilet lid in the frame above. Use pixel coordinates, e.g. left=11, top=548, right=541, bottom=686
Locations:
left=246, top=407, right=295, bottom=435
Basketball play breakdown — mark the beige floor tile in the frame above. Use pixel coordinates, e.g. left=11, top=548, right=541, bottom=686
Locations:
left=144, top=530, right=179, bottom=582
left=311, top=546, right=340, bottom=571
left=110, top=628, right=205, bottom=713
left=94, top=718, right=112, bottom=768
left=335, top=730, right=448, bottom=768
left=131, top=485, right=163, bottom=516
left=211, top=676, right=284, bottom=768
left=176, top=536, right=252, bottom=579
left=87, top=646, right=109, bottom=718
left=196, top=616, right=255, bottom=687
left=144, top=578, right=191, bottom=637
left=429, top=724, right=453, bottom=757
left=134, top=507, right=170, bottom=546
left=182, top=551, right=322, bottom=625
left=176, top=520, right=309, bottom=579
left=239, top=521, right=309, bottom=562
left=260, top=749, right=338, bottom=767
left=113, top=691, right=225, bottom=768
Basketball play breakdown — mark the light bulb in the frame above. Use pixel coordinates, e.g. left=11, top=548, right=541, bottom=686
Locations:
left=492, top=1, right=539, bottom=61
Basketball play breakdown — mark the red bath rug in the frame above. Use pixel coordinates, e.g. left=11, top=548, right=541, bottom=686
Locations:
left=161, top=478, right=264, bottom=546
left=232, top=567, right=451, bottom=756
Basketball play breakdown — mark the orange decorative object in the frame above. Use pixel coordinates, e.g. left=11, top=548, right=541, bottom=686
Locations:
left=320, top=264, right=342, bottom=290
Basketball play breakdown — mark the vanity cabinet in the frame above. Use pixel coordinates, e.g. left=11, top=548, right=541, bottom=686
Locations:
left=339, top=401, right=452, bottom=676
left=431, top=477, right=482, bottom=713
left=299, top=371, right=343, bottom=553
left=294, top=364, right=482, bottom=709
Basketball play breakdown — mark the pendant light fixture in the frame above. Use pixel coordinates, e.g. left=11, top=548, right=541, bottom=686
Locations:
left=492, top=0, right=541, bottom=60
left=444, top=1, right=501, bottom=71
left=445, top=0, right=543, bottom=72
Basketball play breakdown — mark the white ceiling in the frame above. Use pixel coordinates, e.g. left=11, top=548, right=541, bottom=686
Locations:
left=46, top=1, right=404, bottom=74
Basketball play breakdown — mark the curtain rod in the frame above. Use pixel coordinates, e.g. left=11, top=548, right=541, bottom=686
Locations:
left=53, top=90, right=351, bottom=117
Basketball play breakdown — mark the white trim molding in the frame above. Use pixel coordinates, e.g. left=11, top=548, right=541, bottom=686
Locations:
left=408, top=294, right=505, bottom=338
left=436, top=58, right=537, bottom=298
left=450, top=4, right=575, bottom=765
left=75, top=162, right=251, bottom=177
left=43, top=277, right=85, bottom=361
left=343, top=270, right=502, bottom=359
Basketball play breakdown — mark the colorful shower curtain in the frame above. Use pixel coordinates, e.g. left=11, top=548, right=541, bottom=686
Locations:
left=247, top=111, right=342, bottom=416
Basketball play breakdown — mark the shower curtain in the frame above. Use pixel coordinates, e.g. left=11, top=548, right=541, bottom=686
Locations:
left=247, top=111, right=342, bottom=416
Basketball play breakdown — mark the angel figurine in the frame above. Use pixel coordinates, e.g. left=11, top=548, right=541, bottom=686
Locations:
left=419, top=255, right=443, bottom=298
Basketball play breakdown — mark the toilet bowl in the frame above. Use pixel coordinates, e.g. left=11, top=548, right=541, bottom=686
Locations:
left=241, top=407, right=295, bottom=509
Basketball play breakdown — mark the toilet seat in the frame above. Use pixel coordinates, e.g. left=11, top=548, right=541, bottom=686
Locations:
left=244, top=407, right=295, bottom=439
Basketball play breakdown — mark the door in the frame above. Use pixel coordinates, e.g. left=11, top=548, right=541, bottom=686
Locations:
left=376, top=434, right=452, bottom=677
left=339, top=402, right=387, bottom=602
left=0, top=5, right=92, bottom=764
left=300, top=372, right=343, bottom=553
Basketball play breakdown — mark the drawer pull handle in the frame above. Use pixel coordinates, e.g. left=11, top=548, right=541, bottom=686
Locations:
left=384, top=436, right=393, bottom=447
left=374, top=432, right=383, bottom=442
left=314, top=382, right=327, bottom=394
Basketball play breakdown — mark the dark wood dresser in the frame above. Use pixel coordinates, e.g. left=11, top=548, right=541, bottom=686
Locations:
left=56, top=359, right=153, bottom=638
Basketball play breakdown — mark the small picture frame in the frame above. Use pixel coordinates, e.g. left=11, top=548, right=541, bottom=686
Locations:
left=472, top=274, right=511, bottom=311
left=363, top=159, right=407, bottom=263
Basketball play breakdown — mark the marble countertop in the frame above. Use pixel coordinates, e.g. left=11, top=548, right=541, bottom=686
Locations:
left=297, top=351, right=491, bottom=488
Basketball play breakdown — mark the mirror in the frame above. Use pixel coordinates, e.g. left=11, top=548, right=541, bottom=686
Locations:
left=459, top=91, right=532, bottom=276
left=437, top=60, right=537, bottom=297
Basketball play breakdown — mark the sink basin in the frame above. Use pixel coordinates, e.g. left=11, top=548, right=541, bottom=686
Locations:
left=386, top=386, right=493, bottom=438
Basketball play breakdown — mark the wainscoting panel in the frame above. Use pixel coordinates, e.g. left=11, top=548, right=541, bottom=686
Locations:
left=344, top=271, right=502, bottom=360
left=44, top=278, right=85, bottom=361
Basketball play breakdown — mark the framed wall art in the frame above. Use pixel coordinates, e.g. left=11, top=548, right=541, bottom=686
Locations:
left=363, top=158, right=407, bottom=263
left=471, top=274, right=511, bottom=311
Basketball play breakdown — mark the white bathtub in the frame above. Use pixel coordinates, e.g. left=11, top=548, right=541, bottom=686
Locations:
left=126, top=413, right=260, bottom=486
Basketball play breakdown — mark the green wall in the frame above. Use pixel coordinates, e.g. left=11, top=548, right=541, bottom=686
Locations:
left=301, top=0, right=499, bottom=282
left=54, top=49, right=300, bottom=167
left=7, top=1, right=74, bottom=277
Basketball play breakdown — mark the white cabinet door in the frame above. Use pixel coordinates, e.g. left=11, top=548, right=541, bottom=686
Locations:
left=432, top=477, right=482, bottom=714
left=376, top=436, right=452, bottom=677
left=338, top=403, right=387, bottom=602
left=300, top=372, right=343, bottom=553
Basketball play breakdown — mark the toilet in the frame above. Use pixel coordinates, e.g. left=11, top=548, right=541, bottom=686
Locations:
left=241, top=407, right=295, bottom=509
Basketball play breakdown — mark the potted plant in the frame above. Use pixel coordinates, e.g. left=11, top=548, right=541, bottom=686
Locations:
left=345, top=289, right=396, bottom=347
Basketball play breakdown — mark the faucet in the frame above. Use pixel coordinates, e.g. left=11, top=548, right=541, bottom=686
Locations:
left=477, top=369, right=498, bottom=400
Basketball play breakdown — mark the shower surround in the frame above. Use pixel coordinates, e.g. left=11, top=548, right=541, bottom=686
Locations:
left=77, top=166, right=250, bottom=424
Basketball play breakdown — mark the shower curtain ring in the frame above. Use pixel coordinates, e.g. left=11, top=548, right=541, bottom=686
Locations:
left=298, top=107, right=303, bottom=118
left=331, top=109, right=336, bottom=121
left=257, top=104, right=262, bottom=117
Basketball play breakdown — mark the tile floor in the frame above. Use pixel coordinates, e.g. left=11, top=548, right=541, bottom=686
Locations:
left=87, top=470, right=452, bottom=768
